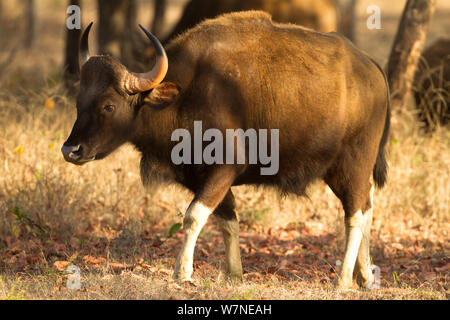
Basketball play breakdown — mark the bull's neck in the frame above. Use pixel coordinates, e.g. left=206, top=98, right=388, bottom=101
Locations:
left=131, top=103, right=179, bottom=161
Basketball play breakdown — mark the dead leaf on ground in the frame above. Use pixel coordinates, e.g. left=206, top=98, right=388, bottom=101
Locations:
left=434, top=263, right=449, bottom=273
left=53, top=260, right=70, bottom=271
left=83, top=255, right=106, bottom=265
left=423, top=272, right=437, bottom=282
left=138, top=263, right=157, bottom=273
left=109, top=262, right=132, bottom=269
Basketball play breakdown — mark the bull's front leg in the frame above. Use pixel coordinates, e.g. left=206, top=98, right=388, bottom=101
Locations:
left=173, top=167, right=238, bottom=282
left=173, top=201, right=213, bottom=281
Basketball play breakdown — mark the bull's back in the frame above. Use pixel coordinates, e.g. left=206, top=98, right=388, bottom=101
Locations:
left=191, top=13, right=374, bottom=141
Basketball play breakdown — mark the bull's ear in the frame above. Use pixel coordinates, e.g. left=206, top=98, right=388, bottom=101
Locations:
left=142, top=82, right=180, bottom=107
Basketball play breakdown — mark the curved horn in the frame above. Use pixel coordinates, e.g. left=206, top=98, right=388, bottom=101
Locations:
left=80, top=22, right=93, bottom=66
left=124, top=25, right=168, bottom=94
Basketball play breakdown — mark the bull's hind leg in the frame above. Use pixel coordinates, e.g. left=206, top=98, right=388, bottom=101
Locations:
left=326, top=164, right=374, bottom=289
left=214, top=191, right=243, bottom=281
left=353, top=186, right=375, bottom=289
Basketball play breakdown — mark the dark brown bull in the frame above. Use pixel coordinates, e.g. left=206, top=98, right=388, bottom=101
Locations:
left=413, top=38, right=450, bottom=130
left=163, top=0, right=338, bottom=42
left=62, top=11, right=390, bottom=289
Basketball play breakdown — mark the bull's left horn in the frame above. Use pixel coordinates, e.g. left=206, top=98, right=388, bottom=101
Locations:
left=80, top=22, right=93, bottom=66
left=124, top=25, right=168, bottom=94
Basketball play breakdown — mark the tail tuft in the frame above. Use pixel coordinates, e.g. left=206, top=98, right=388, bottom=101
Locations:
left=371, top=58, right=390, bottom=188
left=373, top=144, right=388, bottom=188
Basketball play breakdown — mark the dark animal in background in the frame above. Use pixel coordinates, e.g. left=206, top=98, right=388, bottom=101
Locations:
left=163, top=0, right=339, bottom=42
left=412, top=38, right=450, bottom=130
left=62, top=11, right=390, bottom=289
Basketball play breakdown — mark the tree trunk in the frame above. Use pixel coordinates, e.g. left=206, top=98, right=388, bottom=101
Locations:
left=24, top=0, right=36, bottom=49
left=152, top=0, right=167, bottom=38
left=97, top=0, right=137, bottom=66
left=64, top=0, right=81, bottom=86
left=339, top=0, right=357, bottom=43
left=121, top=0, right=138, bottom=68
left=387, top=0, right=436, bottom=111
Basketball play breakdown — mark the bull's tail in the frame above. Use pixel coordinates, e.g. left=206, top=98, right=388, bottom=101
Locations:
left=371, top=58, right=391, bottom=188
left=373, top=105, right=390, bottom=188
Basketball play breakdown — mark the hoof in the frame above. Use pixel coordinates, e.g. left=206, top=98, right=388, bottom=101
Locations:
left=333, top=276, right=353, bottom=290
left=172, top=270, right=193, bottom=283
left=355, top=266, right=377, bottom=290
left=172, top=275, right=197, bottom=286
left=169, top=278, right=197, bottom=290
left=226, top=272, right=243, bottom=283
left=357, top=274, right=376, bottom=290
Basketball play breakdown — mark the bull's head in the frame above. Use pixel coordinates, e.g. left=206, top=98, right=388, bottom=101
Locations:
left=62, top=23, right=176, bottom=165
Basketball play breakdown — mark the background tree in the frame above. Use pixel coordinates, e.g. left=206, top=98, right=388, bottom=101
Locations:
left=24, top=0, right=36, bottom=49
left=64, top=0, right=81, bottom=86
left=97, top=0, right=137, bottom=67
left=339, top=0, right=357, bottom=43
left=387, top=0, right=436, bottom=112
left=152, top=0, right=167, bottom=38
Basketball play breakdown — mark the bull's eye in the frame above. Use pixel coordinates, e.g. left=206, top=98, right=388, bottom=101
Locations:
left=103, top=105, right=115, bottom=113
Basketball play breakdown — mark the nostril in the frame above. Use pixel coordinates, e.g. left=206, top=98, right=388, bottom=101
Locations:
left=61, top=144, right=82, bottom=160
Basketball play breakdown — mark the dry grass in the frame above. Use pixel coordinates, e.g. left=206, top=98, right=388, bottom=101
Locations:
left=0, top=0, right=449, bottom=300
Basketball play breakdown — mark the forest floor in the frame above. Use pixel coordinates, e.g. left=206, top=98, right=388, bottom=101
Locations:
left=0, top=0, right=448, bottom=299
